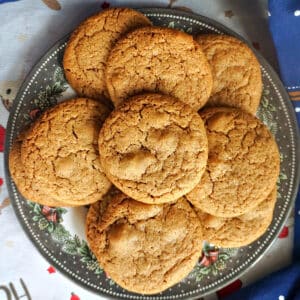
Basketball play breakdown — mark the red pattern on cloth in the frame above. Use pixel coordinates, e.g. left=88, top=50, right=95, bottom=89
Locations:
left=0, top=125, right=6, bottom=152
left=217, top=279, right=243, bottom=298
left=47, top=266, right=56, bottom=274
left=70, top=293, right=80, bottom=300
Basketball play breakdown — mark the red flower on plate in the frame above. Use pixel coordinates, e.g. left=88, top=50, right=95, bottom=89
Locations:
left=42, top=205, right=52, bottom=216
left=0, top=125, right=6, bottom=152
left=70, top=293, right=80, bottom=300
left=278, top=226, right=289, bottom=238
left=46, top=211, right=58, bottom=223
left=47, top=266, right=56, bottom=274
left=0, top=178, right=3, bottom=186
left=209, top=250, right=219, bottom=263
left=199, top=255, right=211, bottom=267
left=199, top=243, right=220, bottom=267
left=217, top=279, right=242, bottom=299
left=41, top=206, right=58, bottom=223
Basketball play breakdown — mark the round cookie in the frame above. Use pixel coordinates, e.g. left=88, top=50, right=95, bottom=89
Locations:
left=9, top=131, right=68, bottom=207
left=86, top=193, right=203, bottom=294
left=98, top=93, right=208, bottom=204
left=105, top=26, right=213, bottom=110
left=195, top=34, right=262, bottom=114
left=85, top=186, right=121, bottom=231
left=63, top=8, right=151, bottom=100
left=21, top=98, right=112, bottom=206
left=194, top=188, right=277, bottom=247
left=186, top=107, right=280, bottom=217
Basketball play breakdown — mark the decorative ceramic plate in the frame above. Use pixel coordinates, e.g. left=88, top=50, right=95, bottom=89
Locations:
left=4, top=8, right=300, bottom=300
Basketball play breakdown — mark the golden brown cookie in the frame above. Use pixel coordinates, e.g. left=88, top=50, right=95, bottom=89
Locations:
left=105, top=26, right=213, bottom=110
left=196, top=34, right=262, bottom=114
left=9, top=130, right=68, bottom=207
left=63, top=8, right=151, bottom=100
left=20, top=98, right=112, bottom=206
left=85, top=186, right=121, bottom=232
left=86, top=193, right=203, bottom=294
left=99, top=93, right=208, bottom=204
left=186, top=107, right=280, bottom=217
left=194, top=188, right=277, bottom=247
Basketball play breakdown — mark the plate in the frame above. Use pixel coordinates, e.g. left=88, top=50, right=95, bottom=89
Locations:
left=4, top=7, right=300, bottom=299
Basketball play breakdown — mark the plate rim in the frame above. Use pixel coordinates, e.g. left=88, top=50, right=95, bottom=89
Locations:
left=4, top=7, right=300, bottom=300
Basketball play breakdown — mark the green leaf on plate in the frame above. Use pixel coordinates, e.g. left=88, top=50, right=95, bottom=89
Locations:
left=33, top=203, right=41, bottom=214
left=32, top=215, right=40, bottom=222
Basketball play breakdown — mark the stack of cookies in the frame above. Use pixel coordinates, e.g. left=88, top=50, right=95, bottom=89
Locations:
left=9, top=8, right=280, bottom=295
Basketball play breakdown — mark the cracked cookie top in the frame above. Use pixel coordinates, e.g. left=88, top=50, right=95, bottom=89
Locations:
left=86, top=193, right=203, bottom=294
left=9, top=130, right=67, bottom=207
left=63, top=8, right=151, bottom=100
left=196, top=34, right=262, bottom=114
left=193, top=188, right=277, bottom=247
left=98, top=93, right=208, bottom=204
left=105, top=26, right=213, bottom=110
left=187, top=107, right=280, bottom=217
left=20, top=98, right=112, bottom=206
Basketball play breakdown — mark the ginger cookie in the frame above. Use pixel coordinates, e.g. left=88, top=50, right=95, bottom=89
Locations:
left=63, top=8, right=151, bottom=100
left=194, top=188, right=277, bottom=247
left=9, top=130, right=68, bottom=207
left=86, top=193, right=203, bottom=294
left=196, top=34, right=262, bottom=114
left=85, top=186, right=121, bottom=232
left=105, top=27, right=213, bottom=110
left=186, top=107, right=280, bottom=217
left=98, top=93, right=208, bottom=204
left=20, top=98, right=112, bottom=206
